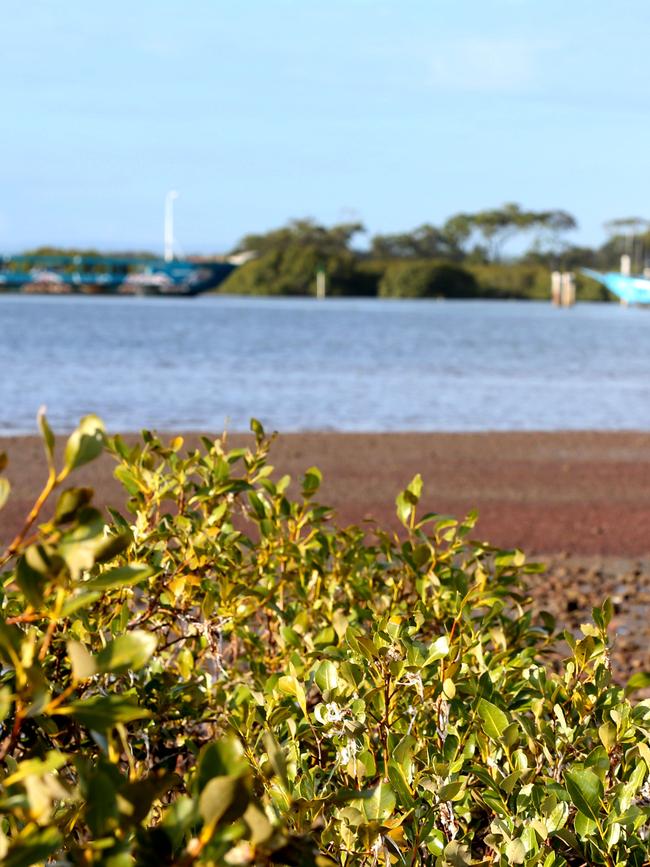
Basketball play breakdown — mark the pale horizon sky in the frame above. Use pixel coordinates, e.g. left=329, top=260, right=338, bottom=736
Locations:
left=2, top=0, right=649, bottom=255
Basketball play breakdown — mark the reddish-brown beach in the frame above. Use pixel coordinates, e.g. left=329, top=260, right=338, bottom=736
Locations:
left=3, top=430, right=650, bottom=680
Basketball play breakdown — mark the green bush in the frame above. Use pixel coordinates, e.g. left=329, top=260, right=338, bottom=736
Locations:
left=467, top=264, right=549, bottom=300
left=218, top=244, right=361, bottom=297
left=468, top=264, right=610, bottom=302
left=0, top=415, right=649, bottom=865
left=378, top=261, right=478, bottom=298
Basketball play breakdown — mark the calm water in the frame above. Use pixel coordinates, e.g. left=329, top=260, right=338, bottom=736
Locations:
left=2, top=294, right=650, bottom=434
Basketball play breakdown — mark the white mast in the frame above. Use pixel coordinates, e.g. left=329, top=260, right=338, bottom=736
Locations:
left=164, top=190, right=179, bottom=262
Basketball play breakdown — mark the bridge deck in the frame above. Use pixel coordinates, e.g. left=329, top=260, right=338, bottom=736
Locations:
left=0, top=255, right=235, bottom=295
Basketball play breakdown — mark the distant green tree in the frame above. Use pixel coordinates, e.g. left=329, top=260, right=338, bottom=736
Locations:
left=219, top=243, right=360, bottom=296
left=378, top=260, right=478, bottom=298
left=529, top=208, right=577, bottom=254
left=223, top=219, right=372, bottom=296
left=468, top=203, right=539, bottom=261
left=233, top=218, right=365, bottom=257
left=370, top=224, right=461, bottom=260
left=438, top=205, right=578, bottom=264
left=440, top=213, right=475, bottom=258
left=602, top=217, right=650, bottom=273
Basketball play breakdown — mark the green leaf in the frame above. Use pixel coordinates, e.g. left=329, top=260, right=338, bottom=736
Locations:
left=625, top=671, right=650, bottom=695
left=250, top=417, right=265, bottom=441
left=477, top=698, right=510, bottom=740
left=160, top=796, right=197, bottom=850
left=0, top=686, right=11, bottom=724
left=395, top=492, right=414, bottom=526
left=315, top=660, right=338, bottom=692
left=443, top=677, right=456, bottom=699
left=3, top=826, right=62, bottom=867
left=637, top=741, right=650, bottom=772
left=61, top=591, right=101, bottom=617
left=395, top=475, right=423, bottom=526
left=425, top=635, right=449, bottom=663
left=53, top=487, right=94, bottom=525
left=243, top=802, right=274, bottom=844
left=598, top=721, right=617, bottom=751
left=438, top=780, right=465, bottom=802
left=3, top=752, right=68, bottom=786
left=94, top=531, right=132, bottom=563
left=505, top=838, right=526, bottom=864
left=360, top=781, right=396, bottom=822
left=277, top=675, right=308, bottom=716
left=37, top=407, right=56, bottom=472
left=95, top=631, right=157, bottom=675
left=114, top=465, right=142, bottom=496
left=15, top=557, right=45, bottom=607
left=387, top=760, right=414, bottom=807
left=443, top=841, right=473, bottom=866
left=67, top=640, right=97, bottom=680
left=119, top=771, right=180, bottom=825
left=196, top=738, right=248, bottom=792
left=63, top=414, right=106, bottom=473
left=198, top=775, right=249, bottom=828
left=0, top=477, right=9, bottom=512
left=302, top=466, right=322, bottom=497
left=0, top=618, right=24, bottom=665
left=408, top=473, right=423, bottom=498
left=262, top=732, right=289, bottom=790
left=248, top=491, right=267, bottom=519
left=574, top=810, right=597, bottom=839
left=62, top=694, right=151, bottom=731
left=84, top=769, right=118, bottom=836
left=85, top=563, right=153, bottom=592
left=564, top=768, right=603, bottom=822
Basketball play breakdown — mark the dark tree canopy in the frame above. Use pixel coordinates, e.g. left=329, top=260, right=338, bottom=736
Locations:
left=233, top=219, right=365, bottom=257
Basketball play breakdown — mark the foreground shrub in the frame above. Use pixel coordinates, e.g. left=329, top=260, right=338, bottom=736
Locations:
left=0, top=415, right=649, bottom=865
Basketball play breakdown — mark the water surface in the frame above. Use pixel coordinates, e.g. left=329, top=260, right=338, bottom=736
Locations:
left=2, top=295, right=650, bottom=433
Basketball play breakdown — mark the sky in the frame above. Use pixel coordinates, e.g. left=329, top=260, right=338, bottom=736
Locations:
left=2, top=0, right=650, bottom=255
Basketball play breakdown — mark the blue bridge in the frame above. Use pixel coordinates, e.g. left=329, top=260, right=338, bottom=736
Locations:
left=0, top=253, right=237, bottom=296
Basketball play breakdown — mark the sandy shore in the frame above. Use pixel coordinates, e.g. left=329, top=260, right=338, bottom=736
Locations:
left=3, top=430, right=650, bottom=680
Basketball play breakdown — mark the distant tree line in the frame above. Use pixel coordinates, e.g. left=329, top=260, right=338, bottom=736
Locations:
left=10, top=209, right=650, bottom=300
left=219, top=207, right=650, bottom=300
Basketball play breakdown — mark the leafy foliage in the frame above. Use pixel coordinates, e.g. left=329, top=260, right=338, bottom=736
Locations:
left=378, top=261, right=478, bottom=299
left=219, top=243, right=361, bottom=297
left=0, top=416, right=650, bottom=865
left=467, top=264, right=609, bottom=302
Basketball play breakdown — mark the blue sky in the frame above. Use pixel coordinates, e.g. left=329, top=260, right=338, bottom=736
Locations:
left=2, top=0, right=649, bottom=254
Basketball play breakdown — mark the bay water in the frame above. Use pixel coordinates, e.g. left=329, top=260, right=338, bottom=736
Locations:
left=2, top=294, right=650, bottom=433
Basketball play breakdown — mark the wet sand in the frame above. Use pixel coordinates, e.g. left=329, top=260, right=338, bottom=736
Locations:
left=3, top=430, right=650, bottom=680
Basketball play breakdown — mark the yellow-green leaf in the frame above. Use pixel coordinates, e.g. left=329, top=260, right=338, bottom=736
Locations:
left=0, top=478, right=9, bottom=512
left=95, top=631, right=156, bottom=675
left=564, top=768, right=603, bottom=822
left=67, top=641, right=97, bottom=680
left=63, top=414, right=106, bottom=473
left=477, top=698, right=510, bottom=741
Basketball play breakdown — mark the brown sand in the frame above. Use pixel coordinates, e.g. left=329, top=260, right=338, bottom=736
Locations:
left=2, top=430, right=650, bottom=680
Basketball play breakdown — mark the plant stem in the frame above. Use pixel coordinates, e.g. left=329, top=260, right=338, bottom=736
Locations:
left=0, top=470, right=57, bottom=566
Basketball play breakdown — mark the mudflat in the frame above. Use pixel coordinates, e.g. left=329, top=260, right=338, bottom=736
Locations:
left=3, top=430, right=650, bottom=554
left=3, top=429, right=650, bottom=680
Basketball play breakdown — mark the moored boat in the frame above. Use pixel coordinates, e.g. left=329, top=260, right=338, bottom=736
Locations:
left=581, top=268, right=650, bottom=304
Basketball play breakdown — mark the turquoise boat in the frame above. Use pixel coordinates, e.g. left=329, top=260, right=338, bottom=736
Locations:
left=582, top=268, right=650, bottom=304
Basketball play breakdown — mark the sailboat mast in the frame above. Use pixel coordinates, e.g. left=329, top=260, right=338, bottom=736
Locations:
left=164, top=190, right=179, bottom=262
